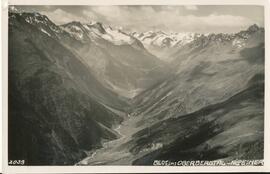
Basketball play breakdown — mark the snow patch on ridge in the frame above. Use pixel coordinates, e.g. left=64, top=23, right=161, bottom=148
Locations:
left=102, top=27, right=134, bottom=45
left=40, top=28, right=51, bottom=37
left=232, top=38, right=246, bottom=48
left=132, top=31, right=201, bottom=49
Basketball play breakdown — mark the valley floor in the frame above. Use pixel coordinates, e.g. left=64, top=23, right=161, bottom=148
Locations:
left=77, top=113, right=142, bottom=165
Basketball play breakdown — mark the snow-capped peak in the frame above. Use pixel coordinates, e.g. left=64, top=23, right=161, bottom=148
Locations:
left=87, top=22, right=107, bottom=34
left=102, top=26, right=136, bottom=45
left=61, top=20, right=141, bottom=46
left=61, top=21, right=92, bottom=41
left=9, top=6, right=20, bottom=13
left=11, top=12, right=64, bottom=39
left=22, top=12, right=49, bottom=25
left=88, top=20, right=97, bottom=25
left=131, top=30, right=201, bottom=49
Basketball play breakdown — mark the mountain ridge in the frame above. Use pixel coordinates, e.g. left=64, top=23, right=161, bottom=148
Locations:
left=130, top=24, right=264, bottom=61
left=8, top=7, right=265, bottom=166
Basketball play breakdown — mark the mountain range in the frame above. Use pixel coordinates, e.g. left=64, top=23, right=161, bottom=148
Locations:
left=8, top=7, right=265, bottom=165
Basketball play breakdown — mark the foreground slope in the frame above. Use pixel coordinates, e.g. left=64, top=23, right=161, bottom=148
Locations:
left=8, top=12, right=127, bottom=165
left=133, top=77, right=264, bottom=164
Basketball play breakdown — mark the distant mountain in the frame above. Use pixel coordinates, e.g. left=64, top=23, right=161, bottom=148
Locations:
left=131, top=30, right=201, bottom=48
left=61, top=21, right=144, bottom=47
left=60, top=21, right=168, bottom=98
left=131, top=30, right=202, bottom=61
left=131, top=25, right=263, bottom=63
left=9, top=6, right=20, bottom=13
left=133, top=24, right=264, bottom=118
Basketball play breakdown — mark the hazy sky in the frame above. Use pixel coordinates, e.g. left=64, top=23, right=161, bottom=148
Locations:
left=15, top=5, right=264, bottom=33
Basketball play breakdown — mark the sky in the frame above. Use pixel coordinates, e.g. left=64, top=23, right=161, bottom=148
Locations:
left=15, top=5, right=264, bottom=33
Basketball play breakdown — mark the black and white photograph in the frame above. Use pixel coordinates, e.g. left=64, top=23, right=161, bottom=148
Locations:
left=2, top=0, right=270, bottom=173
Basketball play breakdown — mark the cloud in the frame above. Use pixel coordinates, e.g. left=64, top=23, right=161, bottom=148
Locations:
left=178, top=14, right=254, bottom=28
left=82, top=10, right=99, bottom=21
left=176, top=14, right=255, bottom=33
left=40, top=8, right=88, bottom=24
left=34, top=5, right=262, bottom=33
left=199, top=14, right=254, bottom=27
left=184, top=5, right=198, bottom=10
left=81, top=6, right=255, bottom=33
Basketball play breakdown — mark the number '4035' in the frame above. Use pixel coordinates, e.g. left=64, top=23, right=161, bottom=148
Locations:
left=8, top=160, right=25, bottom=165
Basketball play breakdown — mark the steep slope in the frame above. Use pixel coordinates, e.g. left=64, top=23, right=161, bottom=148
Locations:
left=78, top=78, right=264, bottom=165
left=18, top=12, right=85, bottom=51
left=60, top=22, right=169, bottom=98
left=133, top=77, right=264, bottom=164
left=133, top=25, right=264, bottom=117
left=8, top=12, right=127, bottom=165
left=14, top=11, right=168, bottom=99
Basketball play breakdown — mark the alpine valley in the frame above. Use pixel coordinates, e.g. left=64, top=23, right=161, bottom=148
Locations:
left=8, top=7, right=264, bottom=165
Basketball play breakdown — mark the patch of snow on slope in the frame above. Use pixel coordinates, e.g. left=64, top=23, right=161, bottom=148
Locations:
left=103, top=27, right=134, bottom=45
left=62, top=25, right=84, bottom=40
left=133, top=31, right=200, bottom=48
left=232, top=39, right=245, bottom=48
left=40, top=28, right=51, bottom=36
